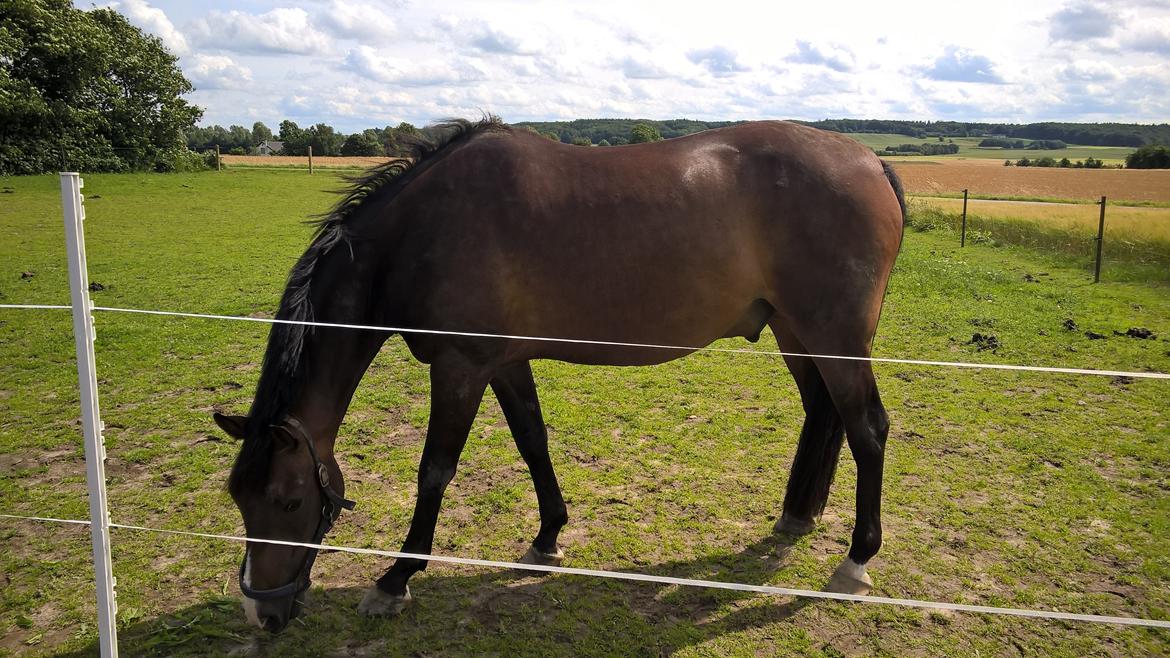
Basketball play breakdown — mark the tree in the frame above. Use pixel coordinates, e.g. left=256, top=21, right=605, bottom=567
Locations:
left=1125, top=144, right=1170, bottom=169
left=278, top=120, right=307, bottom=154
left=228, top=125, right=252, bottom=151
left=0, top=0, right=202, bottom=174
left=629, top=123, right=663, bottom=144
left=306, top=123, right=344, bottom=156
left=252, top=122, right=273, bottom=144
left=341, top=131, right=383, bottom=156
left=571, top=136, right=592, bottom=146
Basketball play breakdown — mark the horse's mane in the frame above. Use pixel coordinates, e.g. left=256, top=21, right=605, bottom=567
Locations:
left=228, top=116, right=508, bottom=495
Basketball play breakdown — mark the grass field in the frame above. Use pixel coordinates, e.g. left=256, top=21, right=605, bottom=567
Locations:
left=1, top=169, right=1169, bottom=656
left=846, top=134, right=1136, bottom=164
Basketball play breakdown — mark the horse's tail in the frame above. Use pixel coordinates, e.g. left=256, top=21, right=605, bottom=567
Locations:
left=879, top=160, right=906, bottom=229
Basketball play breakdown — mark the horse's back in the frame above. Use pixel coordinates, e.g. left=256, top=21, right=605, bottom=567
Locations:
left=380, top=121, right=903, bottom=363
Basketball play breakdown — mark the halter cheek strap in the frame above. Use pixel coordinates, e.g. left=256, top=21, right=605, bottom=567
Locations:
left=239, top=418, right=356, bottom=601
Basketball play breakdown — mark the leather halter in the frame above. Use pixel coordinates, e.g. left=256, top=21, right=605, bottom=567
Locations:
left=239, top=417, right=356, bottom=601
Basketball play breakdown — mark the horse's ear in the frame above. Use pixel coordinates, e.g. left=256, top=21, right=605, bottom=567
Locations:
left=213, top=413, right=248, bottom=441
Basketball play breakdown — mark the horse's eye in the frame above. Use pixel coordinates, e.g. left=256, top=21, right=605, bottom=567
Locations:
left=284, top=500, right=302, bottom=513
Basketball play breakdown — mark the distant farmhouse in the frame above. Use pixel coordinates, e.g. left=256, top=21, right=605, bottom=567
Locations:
left=257, top=140, right=284, bottom=156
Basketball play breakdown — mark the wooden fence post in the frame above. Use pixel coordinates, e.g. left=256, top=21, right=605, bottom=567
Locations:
left=215, top=144, right=221, bottom=171
left=1094, top=196, right=1106, bottom=283
left=960, top=188, right=969, bottom=247
left=308, top=145, right=313, bottom=175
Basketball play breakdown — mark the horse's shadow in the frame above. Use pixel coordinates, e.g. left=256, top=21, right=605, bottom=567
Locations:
left=59, top=533, right=830, bottom=657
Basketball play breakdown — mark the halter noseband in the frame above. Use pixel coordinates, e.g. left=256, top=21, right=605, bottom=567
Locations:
left=239, top=417, right=356, bottom=601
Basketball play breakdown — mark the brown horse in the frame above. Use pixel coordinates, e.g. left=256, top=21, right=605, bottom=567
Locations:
left=213, top=117, right=905, bottom=632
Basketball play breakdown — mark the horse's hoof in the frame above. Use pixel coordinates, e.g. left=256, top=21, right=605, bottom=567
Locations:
left=518, top=544, right=564, bottom=568
left=357, top=585, right=411, bottom=617
left=774, top=514, right=817, bottom=536
left=826, top=558, right=873, bottom=596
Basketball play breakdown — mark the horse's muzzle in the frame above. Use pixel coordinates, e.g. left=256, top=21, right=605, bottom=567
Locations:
left=245, top=593, right=304, bottom=634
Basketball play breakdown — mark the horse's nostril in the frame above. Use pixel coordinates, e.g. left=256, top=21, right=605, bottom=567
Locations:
left=261, top=616, right=286, bottom=633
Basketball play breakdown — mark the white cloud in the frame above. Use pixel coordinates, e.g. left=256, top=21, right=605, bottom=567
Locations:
left=106, top=0, right=188, bottom=55
left=1057, top=60, right=1119, bottom=82
left=468, top=23, right=544, bottom=56
left=1048, top=2, right=1118, bottom=41
left=186, top=54, right=252, bottom=90
left=921, top=47, right=1005, bottom=84
left=686, top=46, right=750, bottom=77
left=318, top=0, right=397, bottom=42
left=188, top=8, right=331, bottom=55
left=342, top=45, right=487, bottom=86
left=1123, top=23, right=1170, bottom=53
left=786, top=41, right=855, bottom=73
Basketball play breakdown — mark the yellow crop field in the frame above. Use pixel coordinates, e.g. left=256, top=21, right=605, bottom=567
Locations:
left=918, top=196, right=1170, bottom=242
left=910, top=196, right=1170, bottom=267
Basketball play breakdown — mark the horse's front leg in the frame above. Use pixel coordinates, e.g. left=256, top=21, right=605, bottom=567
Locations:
left=359, top=352, right=491, bottom=616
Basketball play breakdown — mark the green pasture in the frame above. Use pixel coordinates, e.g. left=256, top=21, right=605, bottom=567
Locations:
left=845, top=133, right=1136, bottom=164
left=1, top=169, right=1168, bottom=656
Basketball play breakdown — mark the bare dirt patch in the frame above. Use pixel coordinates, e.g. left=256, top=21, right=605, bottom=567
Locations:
left=892, top=160, right=1170, bottom=203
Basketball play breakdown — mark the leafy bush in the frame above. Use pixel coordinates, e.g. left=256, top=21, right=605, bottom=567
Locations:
left=152, top=148, right=211, bottom=172
left=1125, top=145, right=1170, bottom=169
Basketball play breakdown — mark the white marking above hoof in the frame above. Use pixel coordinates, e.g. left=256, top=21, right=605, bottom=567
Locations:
left=518, top=545, right=564, bottom=568
left=242, top=596, right=261, bottom=628
left=826, top=558, right=873, bottom=596
left=357, top=585, right=411, bottom=617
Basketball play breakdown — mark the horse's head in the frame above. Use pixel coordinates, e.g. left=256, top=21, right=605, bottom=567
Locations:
left=214, top=412, right=354, bottom=633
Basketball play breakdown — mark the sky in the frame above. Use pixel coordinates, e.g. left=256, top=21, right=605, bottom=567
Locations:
left=88, top=0, right=1170, bottom=132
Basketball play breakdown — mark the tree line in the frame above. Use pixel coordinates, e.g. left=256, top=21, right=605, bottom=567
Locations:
left=185, top=121, right=422, bottom=157
left=876, top=142, right=960, bottom=156
left=517, top=119, right=1170, bottom=149
left=1006, top=156, right=1111, bottom=168
left=978, top=138, right=1068, bottom=150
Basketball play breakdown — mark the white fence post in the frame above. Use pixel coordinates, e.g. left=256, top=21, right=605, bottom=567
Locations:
left=60, top=172, right=119, bottom=657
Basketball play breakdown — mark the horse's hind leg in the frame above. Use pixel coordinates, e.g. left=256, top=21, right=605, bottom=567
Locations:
left=359, top=352, right=491, bottom=616
left=490, top=360, right=568, bottom=566
left=771, top=325, right=847, bottom=536
left=808, top=353, right=890, bottom=595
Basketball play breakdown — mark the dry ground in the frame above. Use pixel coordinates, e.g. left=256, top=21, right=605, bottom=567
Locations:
left=890, top=159, right=1170, bottom=203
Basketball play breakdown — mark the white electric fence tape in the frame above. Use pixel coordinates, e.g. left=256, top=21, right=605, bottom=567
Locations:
left=1, top=303, right=1166, bottom=380
left=0, top=513, right=1166, bottom=629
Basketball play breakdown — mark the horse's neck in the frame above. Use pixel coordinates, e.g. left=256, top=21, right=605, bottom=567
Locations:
left=289, top=325, right=386, bottom=452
